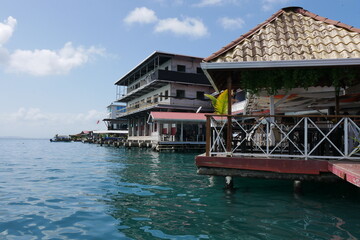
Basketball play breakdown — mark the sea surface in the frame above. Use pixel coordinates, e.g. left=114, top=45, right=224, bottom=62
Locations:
left=0, top=138, right=360, bottom=240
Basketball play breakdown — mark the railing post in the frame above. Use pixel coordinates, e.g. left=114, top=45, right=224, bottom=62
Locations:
left=206, top=115, right=211, bottom=157
left=344, top=117, right=348, bottom=156
left=304, top=117, right=308, bottom=159
left=266, top=120, right=269, bottom=155
left=226, top=75, right=233, bottom=155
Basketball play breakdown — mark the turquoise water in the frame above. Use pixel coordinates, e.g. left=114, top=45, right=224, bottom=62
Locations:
left=0, top=139, right=360, bottom=239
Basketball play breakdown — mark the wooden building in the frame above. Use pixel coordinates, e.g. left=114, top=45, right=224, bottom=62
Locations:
left=195, top=7, right=360, bottom=187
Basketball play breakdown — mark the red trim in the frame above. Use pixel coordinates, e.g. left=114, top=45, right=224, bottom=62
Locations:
left=150, top=111, right=209, bottom=121
left=195, top=155, right=330, bottom=174
left=328, top=161, right=360, bottom=187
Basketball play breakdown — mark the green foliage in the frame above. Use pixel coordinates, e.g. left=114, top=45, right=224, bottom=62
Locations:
left=204, top=93, right=217, bottom=108
left=240, top=67, right=358, bottom=95
left=353, top=138, right=360, bottom=153
left=205, top=89, right=228, bottom=115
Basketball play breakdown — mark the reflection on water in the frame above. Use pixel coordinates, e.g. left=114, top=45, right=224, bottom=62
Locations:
left=0, top=139, right=360, bottom=239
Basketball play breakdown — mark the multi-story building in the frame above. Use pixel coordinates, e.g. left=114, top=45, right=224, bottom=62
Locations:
left=114, top=51, right=214, bottom=146
left=103, top=102, right=127, bottom=130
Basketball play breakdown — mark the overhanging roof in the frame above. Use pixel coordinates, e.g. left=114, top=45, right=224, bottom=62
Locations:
left=202, top=6, right=360, bottom=92
left=93, top=130, right=128, bottom=134
left=205, top=7, right=360, bottom=63
left=148, top=112, right=209, bottom=123
left=115, top=51, right=204, bottom=86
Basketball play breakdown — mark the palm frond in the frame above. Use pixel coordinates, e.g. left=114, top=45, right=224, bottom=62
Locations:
left=215, top=90, right=228, bottom=115
left=204, top=94, right=217, bottom=108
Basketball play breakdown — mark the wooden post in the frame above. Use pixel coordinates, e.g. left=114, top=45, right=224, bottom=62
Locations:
left=293, top=180, right=302, bottom=194
left=206, top=115, right=211, bottom=156
left=270, top=95, right=275, bottom=122
left=226, top=74, right=233, bottom=154
left=225, top=176, right=234, bottom=189
left=180, top=121, right=184, bottom=142
left=335, top=90, right=340, bottom=115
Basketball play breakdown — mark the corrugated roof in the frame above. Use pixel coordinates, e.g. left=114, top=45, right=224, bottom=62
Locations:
left=204, top=7, right=360, bottom=63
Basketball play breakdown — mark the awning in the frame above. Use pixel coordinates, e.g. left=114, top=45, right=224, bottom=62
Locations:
left=93, top=130, right=128, bottom=134
left=148, top=112, right=210, bottom=123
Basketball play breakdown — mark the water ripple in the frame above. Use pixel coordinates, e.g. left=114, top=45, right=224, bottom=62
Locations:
left=0, top=139, right=359, bottom=239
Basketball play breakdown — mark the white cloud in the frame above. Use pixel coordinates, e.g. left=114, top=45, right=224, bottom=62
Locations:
left=124, top=7, right=158, bottom=24
left=0, top=16, right=16, bottom=46
left=262, top=0, right=292, bottom=11
left=219, top=17, right=245, bottom=30
left=7, top=42, right=104, bottom=76
left=194, top=0, right=223, bottom=7
left=0, top=108, right=107, bottom=137
left=154, top=17, right=208, bottom=38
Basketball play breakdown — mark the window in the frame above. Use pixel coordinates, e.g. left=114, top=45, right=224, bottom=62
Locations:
left=176, top=90, right=185, bottom=98
left=154, top=94, right=159, bottom=103
left=160, top=92, right=163, bottom=101
left=177, top=65, right=186, bottom=72
left=165, top=90, right=169, bottom=100
left=147, top=97, right=152, bottom=103
left=165, top=66, right=169, bottom=71
left=235, top=90, right=246, bottom=102
left=197, top=67, right=203, bottom=74
left=196, top=91, right=205, bottom=100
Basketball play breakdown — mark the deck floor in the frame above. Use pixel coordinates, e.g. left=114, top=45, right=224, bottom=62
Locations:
left=196, top=155, right=360, bottom=187
left=329, top=161, right=360, bottom=187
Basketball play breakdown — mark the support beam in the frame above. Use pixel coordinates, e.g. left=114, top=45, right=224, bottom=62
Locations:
left=293, top=180, right=302, bottom=194
left=226, top=75, right=232, bottom=154
left=206, top=116, right=211, bottom=156
left=180, top=121, right=184, bottom=142
left=270, top=95, right=275, bottom=122
left=225, top=176, right=234, bottom=189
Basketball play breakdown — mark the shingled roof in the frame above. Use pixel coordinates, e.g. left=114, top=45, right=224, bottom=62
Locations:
left=204, top=7, right=360, bottom=63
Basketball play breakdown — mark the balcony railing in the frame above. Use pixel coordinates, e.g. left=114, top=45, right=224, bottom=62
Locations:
left=117, top=70, right=209, bottom=102
left=116, top=101, right=159, bottom=117
left=205, top=114, right=360, bottom=160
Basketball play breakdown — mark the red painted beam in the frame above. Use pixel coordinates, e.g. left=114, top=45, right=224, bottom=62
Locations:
left=195, top=155, right=330, bottom=174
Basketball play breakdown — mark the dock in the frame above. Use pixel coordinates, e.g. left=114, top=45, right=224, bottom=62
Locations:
left=329, top=161, right=360, bottom=187
left=195, top=114, right=360, bottom=188
left=155, top=141, right=205, bottom=152
left=196, top=155, right=360, bottom=187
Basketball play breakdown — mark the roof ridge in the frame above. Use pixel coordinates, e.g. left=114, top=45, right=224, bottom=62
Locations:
left=297, top=8, right=360, bottom=34
left=203, top=8, right=285, bottom=62
left=204, top=6, right=360, bottom=62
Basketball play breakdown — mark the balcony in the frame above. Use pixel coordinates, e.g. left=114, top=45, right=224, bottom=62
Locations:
left=116, top=70, right=209, bottom=102
left=116, top=101, right=160, bottom=118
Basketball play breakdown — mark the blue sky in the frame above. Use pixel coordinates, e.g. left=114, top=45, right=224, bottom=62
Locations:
left=0, top=0, right=359, bottom=138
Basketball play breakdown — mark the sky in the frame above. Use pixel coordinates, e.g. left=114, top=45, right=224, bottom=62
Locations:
left=0, top=0, right=359, bottom=138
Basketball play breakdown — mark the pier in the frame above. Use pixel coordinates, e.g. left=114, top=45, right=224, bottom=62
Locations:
left=195, top=114, right=360, bottom=187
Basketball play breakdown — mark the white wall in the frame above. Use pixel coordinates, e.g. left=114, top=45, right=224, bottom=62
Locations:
left=170, top=83, right=213, bottom=109
left=170, top=57, right=201, bottom=73
left=128, top=84, right=171, bottom=107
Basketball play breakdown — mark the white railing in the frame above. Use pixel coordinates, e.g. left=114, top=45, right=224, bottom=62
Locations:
left=206, top=115, right=360, bottom=160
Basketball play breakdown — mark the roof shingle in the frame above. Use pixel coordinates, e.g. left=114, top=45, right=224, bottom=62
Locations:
left=204, top=7, right=360, bottom=63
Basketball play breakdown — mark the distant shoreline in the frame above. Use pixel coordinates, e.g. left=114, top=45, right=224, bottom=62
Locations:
left=0, top=137, right=49, bottom=140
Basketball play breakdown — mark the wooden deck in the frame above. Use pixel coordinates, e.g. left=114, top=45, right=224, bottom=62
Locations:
left=196, top=155, right=360, bottom=187
left=329, top=161, right=360, bottom=187
left=155, top=141, right=205, bottom=151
